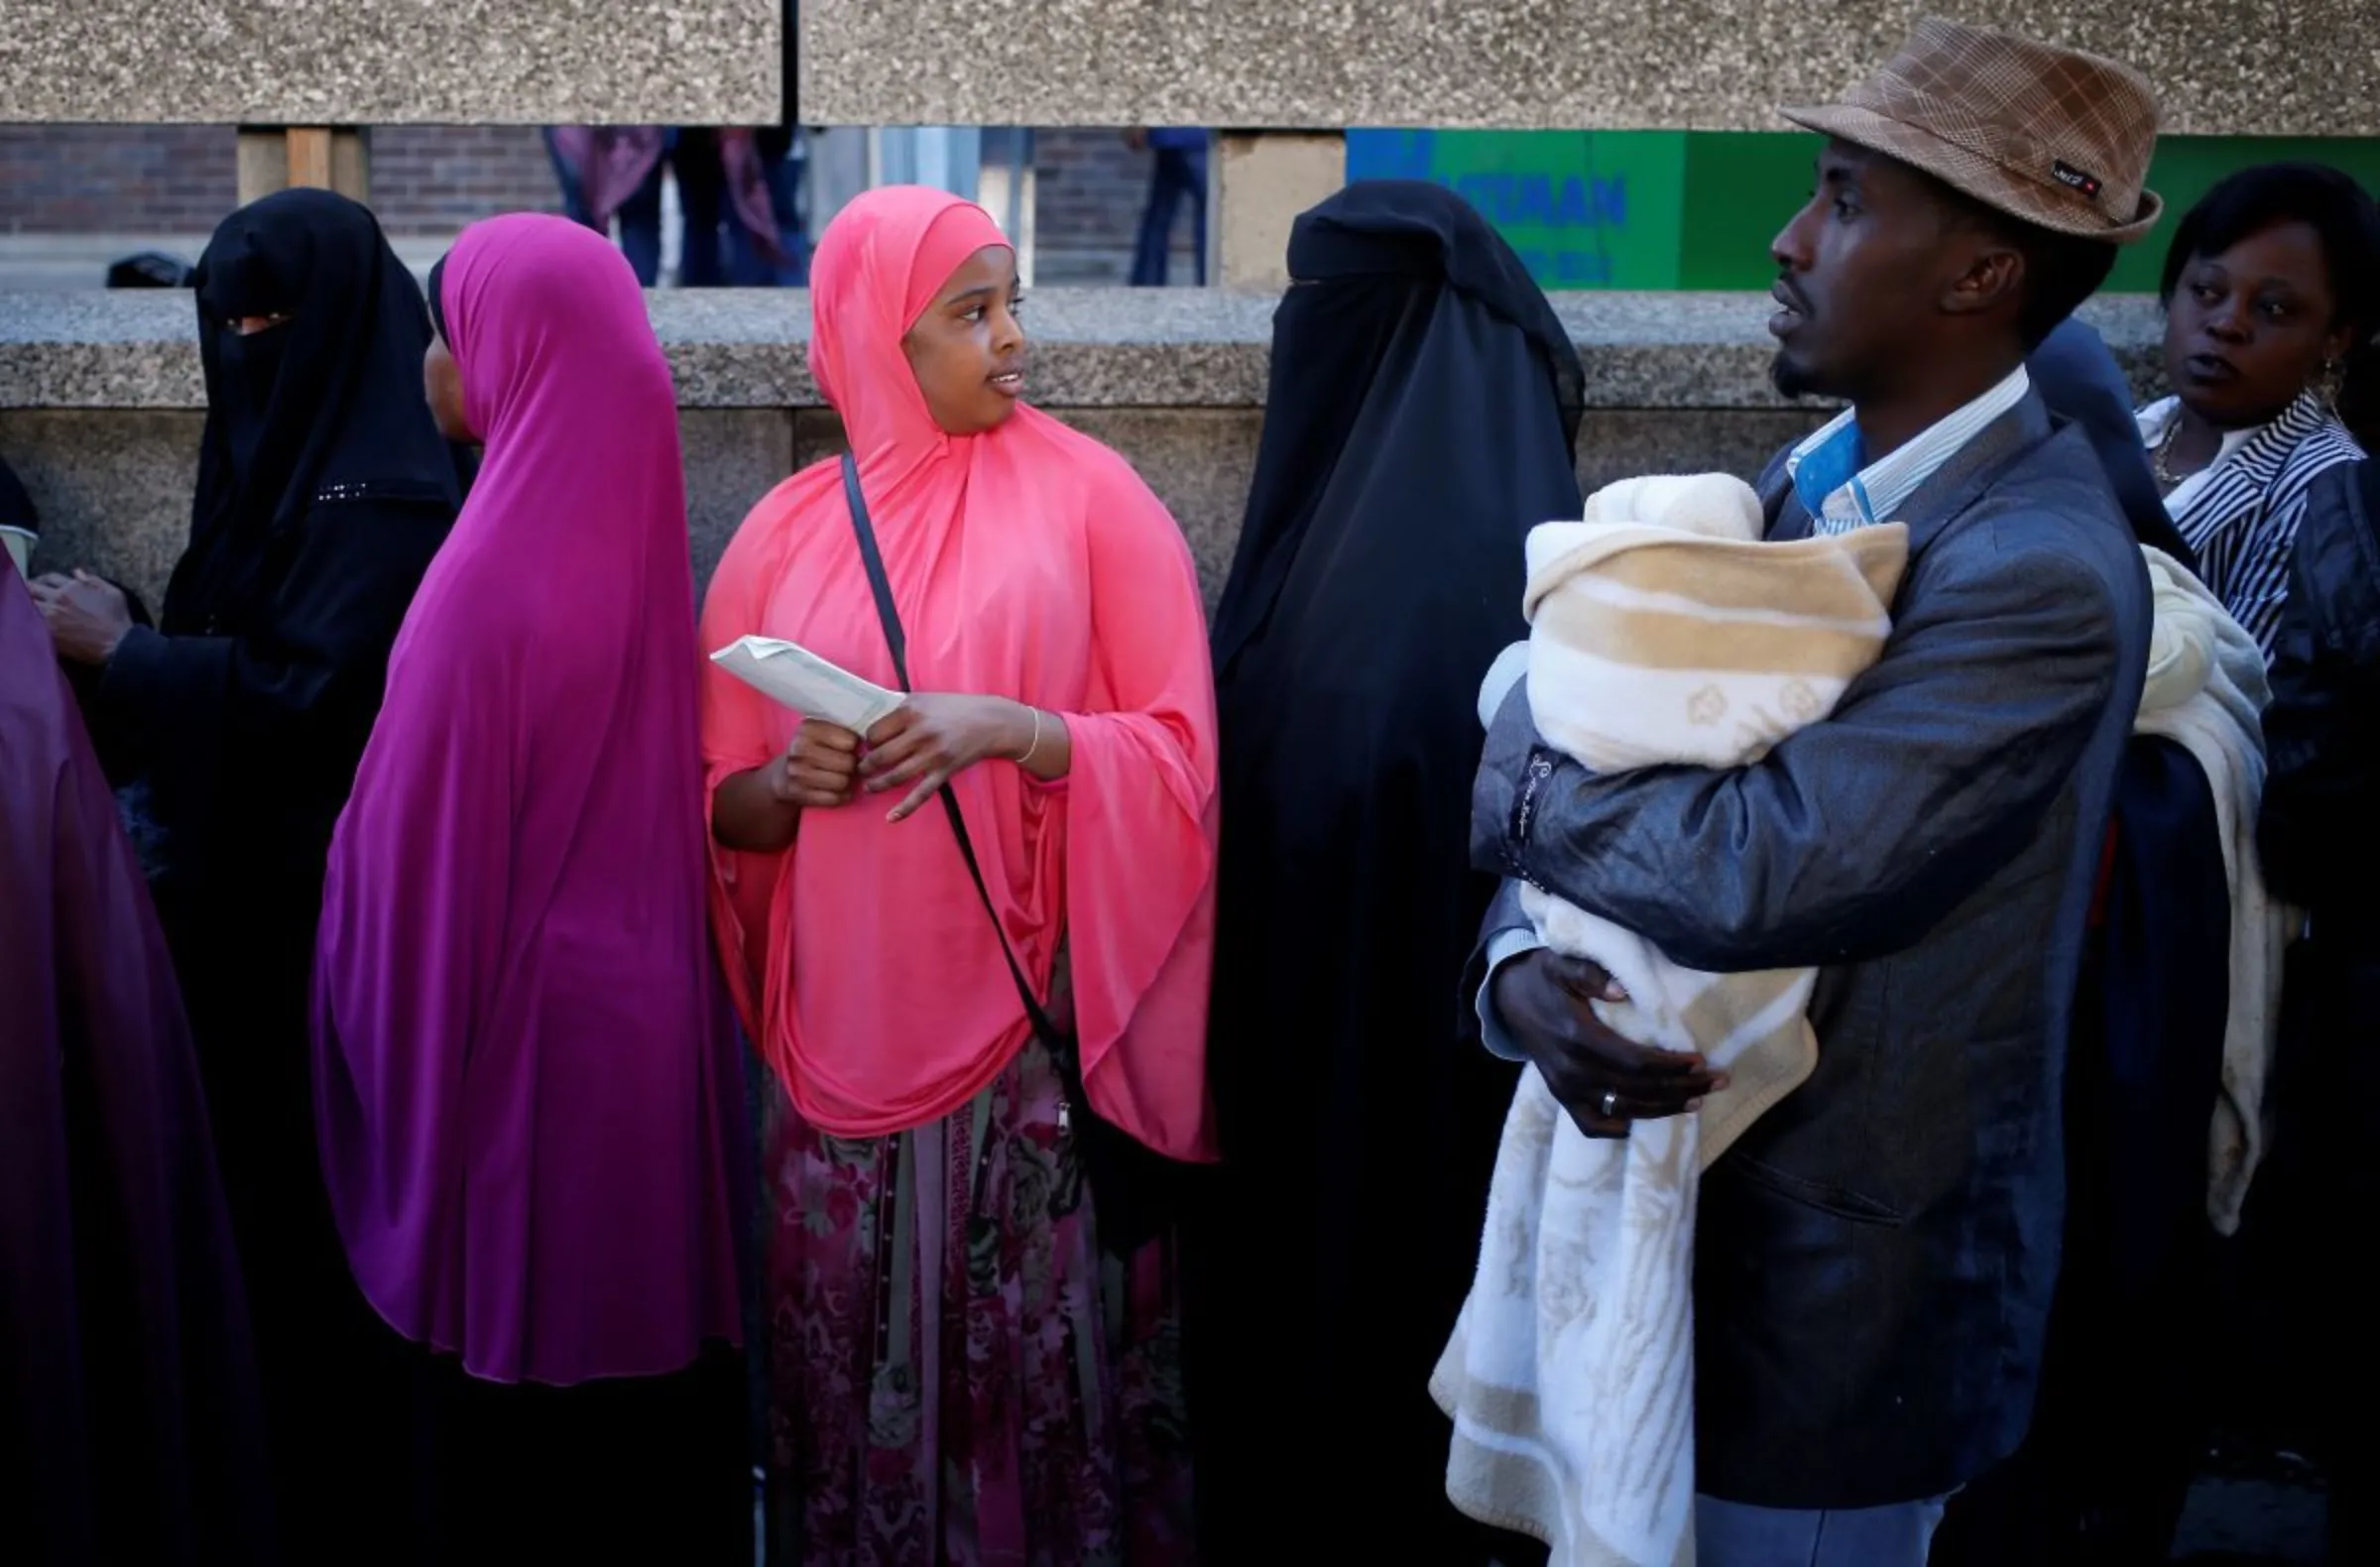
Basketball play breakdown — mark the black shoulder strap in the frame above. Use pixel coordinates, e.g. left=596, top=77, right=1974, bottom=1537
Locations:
left=841, top=454, right=910, bottom=687
left=840, top=454, right=1059, bottom=1040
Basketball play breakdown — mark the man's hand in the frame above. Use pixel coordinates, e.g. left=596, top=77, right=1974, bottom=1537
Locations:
left=1491, top=948, right=1728, bottom=1139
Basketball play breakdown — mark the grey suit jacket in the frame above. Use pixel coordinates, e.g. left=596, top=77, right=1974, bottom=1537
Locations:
left=1468, top=391, right=2152, bottom=1507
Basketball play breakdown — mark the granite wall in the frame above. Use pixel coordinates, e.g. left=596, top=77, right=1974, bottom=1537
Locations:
left=6, top=1, right=2359, bottom=135
left=799, top=1, right=2374, bottom=136
left=0, top=289, right=2168, bottom=613
left=0, top=0, right=779, bottom=123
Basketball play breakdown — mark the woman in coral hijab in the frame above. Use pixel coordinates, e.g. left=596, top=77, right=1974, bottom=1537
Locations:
left=312, top=213, right=751, bottom=1560
left=700, top=184, right=1220, bottom=1560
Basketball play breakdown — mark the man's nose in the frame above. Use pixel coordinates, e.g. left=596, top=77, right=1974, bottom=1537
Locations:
left=1770, top=204, right=1816, bottom=276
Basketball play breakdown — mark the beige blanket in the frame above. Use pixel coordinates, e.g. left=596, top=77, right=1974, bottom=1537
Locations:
left=1437, top=474, right=1907, bottom=1566
left=2131, top=547, right=2294, bottom=1233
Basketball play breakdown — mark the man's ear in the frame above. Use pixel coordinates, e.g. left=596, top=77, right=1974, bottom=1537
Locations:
left=1942, top=236, right=2026, bottom=324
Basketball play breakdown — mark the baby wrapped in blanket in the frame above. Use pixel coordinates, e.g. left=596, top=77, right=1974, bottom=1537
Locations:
left=1432, top=473, right=1908, bottom=1567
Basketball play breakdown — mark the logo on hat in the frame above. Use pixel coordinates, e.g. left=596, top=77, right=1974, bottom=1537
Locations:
left=2052, top=161, right=2104, bottom=198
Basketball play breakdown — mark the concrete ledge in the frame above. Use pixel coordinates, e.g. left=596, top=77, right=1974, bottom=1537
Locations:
left=0, top=0, right=777, bottom=124
left=0, top=287, right=2177, bottom=615
left=0, top=288, right=2173, bottom=413
left=799, top=0, right=2373, bottom=136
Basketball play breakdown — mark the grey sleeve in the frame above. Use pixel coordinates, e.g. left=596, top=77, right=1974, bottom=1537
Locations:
left=1475, top=926, right=1543, bottom=1061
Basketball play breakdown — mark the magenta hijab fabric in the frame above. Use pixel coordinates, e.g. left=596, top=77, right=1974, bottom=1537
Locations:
left=312, top=213, right=745, bottom=1385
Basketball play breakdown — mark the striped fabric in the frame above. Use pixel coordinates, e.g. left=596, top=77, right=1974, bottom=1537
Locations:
left=2143, top=391, right=2365, bottom=660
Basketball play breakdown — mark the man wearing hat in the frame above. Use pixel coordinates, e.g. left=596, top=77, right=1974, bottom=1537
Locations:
left=1468, top=18, right=2159, bottom=1563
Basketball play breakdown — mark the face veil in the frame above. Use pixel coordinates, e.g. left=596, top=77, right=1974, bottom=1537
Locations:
left=1192, top=179, right=1588, bottom=1560
left=175, top=187, right=460, bottom=631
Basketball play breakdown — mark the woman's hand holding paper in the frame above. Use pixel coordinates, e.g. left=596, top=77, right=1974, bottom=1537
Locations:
left=774, top=719, right=863, bottom=809
left=859, top=694, right=1051, bottom=822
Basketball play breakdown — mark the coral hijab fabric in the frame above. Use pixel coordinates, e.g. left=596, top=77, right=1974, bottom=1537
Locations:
left=699, top=186, right=1220, bottom=1158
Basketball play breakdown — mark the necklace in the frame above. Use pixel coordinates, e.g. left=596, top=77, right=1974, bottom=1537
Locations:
left=2151, top=416, right=2192, bottom=488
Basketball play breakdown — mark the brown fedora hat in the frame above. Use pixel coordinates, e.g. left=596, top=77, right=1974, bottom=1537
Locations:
left=1782, top=16, right=2163, bottom=244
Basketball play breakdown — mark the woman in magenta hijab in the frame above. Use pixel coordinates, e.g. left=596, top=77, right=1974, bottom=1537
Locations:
left=311, top=213, right=751, bottom=1560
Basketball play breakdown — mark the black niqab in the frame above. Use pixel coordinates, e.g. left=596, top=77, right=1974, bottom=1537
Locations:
left=173, top=187, right=459, bottom=630
left=123, top=189, right=463, bottom=896
left=1189, top=181, right=1586, bottom=1562
left=1210, top=181, right=1584, bottom=671
left=87, top=191, right=464, bottom=1558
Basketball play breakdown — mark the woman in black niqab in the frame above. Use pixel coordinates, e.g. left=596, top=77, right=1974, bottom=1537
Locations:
left=32, top=185, right=464, bottom=1563
left=130, top=188, right=466, bottom=871
left=1188, top=180, right=1586, bottom=1564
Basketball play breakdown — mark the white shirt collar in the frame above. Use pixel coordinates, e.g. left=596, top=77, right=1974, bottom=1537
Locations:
left=1785, top=365, right=2032, bottom=535
left=2136, top=395, right=2260, bottom=467
left=2135, top=395, right=2265, bottom=522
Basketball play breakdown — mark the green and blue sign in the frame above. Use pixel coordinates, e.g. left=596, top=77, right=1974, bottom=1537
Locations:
left=1347, top=129, right=1689, bottom=289
left=1348, top=129, right=2380, bottom=293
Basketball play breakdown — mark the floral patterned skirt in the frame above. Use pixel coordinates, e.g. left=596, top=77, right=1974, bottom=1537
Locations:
left=762, top=1033, right=1194, bottom=1566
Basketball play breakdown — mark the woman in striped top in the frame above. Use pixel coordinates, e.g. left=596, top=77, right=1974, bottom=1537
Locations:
left=2138, top=163, right=2380, bottom=658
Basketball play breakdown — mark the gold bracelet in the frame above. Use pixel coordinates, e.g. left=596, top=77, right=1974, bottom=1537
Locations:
left=1015, top=706, right=1043, bottom=767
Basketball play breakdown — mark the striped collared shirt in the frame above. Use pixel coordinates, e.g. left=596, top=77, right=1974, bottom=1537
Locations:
left=2137, top=391, right=2365, bottom=660
left=1786, top=366, right=2033, bottom=536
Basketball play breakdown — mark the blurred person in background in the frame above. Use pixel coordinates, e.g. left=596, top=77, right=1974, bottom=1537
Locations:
left=1126, top=126, right=1208, bottom=286
left=547, top=126, right=788, bottom=286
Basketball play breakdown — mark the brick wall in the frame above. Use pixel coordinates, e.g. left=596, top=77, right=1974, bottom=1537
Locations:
left=367, top=126, right=565, bottom=232
left=0, top=126, right=235, bottom=233
left=0, top=124, right=1183, bottom=279
left=1031, top=127, right=1201, bottom=284
left=0, top=125, right=561, bottom=236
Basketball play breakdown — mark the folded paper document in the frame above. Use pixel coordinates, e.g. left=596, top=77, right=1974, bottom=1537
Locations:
left=709, top=635, right=906, bottom=735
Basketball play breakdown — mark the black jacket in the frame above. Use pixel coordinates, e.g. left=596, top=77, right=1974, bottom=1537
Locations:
left=2258, top=460, right=2380, bottom=1183
left=2262, top=459, right=2380, bottom=915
